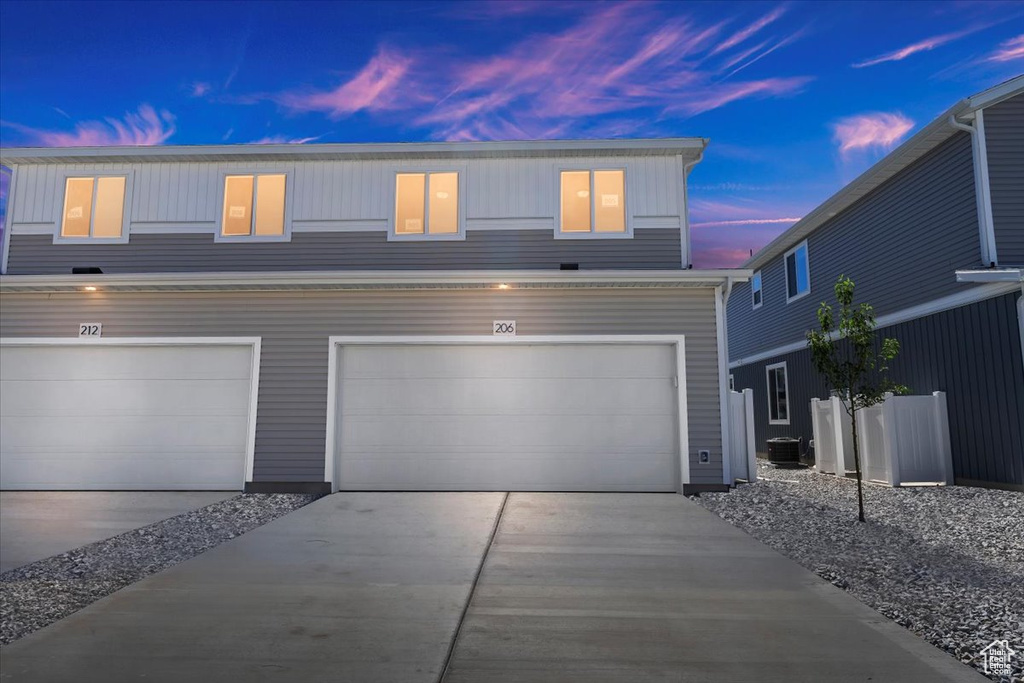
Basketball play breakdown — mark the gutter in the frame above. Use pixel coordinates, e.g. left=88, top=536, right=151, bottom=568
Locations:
left=948, top=113, right=998, bottom=267
left=0, top=268, right=752, bottom=293
left=716, top=275, right=736, bottom=485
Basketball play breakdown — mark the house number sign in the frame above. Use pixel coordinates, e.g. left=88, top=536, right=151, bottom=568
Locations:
left=79, top=322, right=103, bottom=337
left=493, top=320, right=516, bottom=336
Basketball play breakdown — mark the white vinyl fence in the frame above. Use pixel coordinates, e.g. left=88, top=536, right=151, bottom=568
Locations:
left=811, top=392, right=953, bottom=486
left=728, top=389, right=757, bottom=483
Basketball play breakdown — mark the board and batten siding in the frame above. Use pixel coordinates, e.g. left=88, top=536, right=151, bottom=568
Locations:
left=5, top=229, right=681, bottom=274
left=731, top=293, right=1024, bottom=488
left=0, top=286, right=724, bottom=487
left=5, top=154, right=687, bottom=274
left=728, top=131, right=979, bottom=362
left=984, top=93, right=1024, bottom=265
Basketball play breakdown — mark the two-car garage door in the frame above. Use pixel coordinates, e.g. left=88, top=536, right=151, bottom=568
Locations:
left=334, top=342, right=682, bottom=492
left=0, top=342, right=255, bottom=490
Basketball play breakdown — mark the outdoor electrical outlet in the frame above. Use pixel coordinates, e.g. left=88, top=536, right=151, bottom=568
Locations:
left=698, top=450, right=710, bottom=464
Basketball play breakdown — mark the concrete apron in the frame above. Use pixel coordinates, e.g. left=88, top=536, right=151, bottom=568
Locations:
left=0, top=492, right=985, bottom=683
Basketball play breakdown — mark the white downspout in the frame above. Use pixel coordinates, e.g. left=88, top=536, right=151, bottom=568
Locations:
left=949, top=114, right=998, bottom=267
left=0, top=165, right=14, bottom=276
left=717, top=276, right=735, bottom=486
left=681, top=149, right=705, bottom=269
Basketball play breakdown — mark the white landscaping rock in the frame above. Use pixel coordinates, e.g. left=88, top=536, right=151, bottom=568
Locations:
left=693, top=462, right=1023, bottom=683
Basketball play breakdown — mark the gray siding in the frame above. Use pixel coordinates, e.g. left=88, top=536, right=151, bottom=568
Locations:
left=731, top=293, right=1024, bottom=487
left=985, top=93, right=1024, bottom=265
left=0, top=286, right=724, bottom=487
left=5, top=229, right=681, bottom=274
left=729, top=131, right=979, bottom=362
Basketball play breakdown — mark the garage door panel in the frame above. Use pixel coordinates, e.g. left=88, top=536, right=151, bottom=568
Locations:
left=336, top=343, right=680, bottom=492
left=341, top=377, right=674, bottom=416
left=0, top=344, right=253, bottom=490
left=342, top=345, right=674, bottom=380
left=1, top=379, right=252, bottom=417
left=0, top=346, right=252, bottom=381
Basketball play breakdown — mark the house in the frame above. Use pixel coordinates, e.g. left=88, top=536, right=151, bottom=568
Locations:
left=727, top=75, right=1024, bottom=491
left=0, top=138, right=749, bottom=494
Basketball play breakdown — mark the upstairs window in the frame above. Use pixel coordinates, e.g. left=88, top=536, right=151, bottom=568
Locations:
left=766, top=362, right=790, bottom=425
left=60, top=176, right=127, bottom=239
left=220, top=173, right=288, bottom=238
left=559, top=169, right=626, bottom=235
left=751, top=270, right=763, bottom=309
left=785, top=241, right=810, bottom=302
left=393, top=172, right=461, bottom=238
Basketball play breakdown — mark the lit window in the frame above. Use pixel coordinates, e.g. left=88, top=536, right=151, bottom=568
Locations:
left=60, top=176, right=126, bottom=238
left=221, top=174, right=286, bottom=237
left=559, top=169, right=625, bottom=234
left=766, top=362, right=789, bottom=425
left=394, top=172, right=459, bottom=236
left=785, top=241, right=810, bottom=302
left=752, top=271, right=763, bottom=309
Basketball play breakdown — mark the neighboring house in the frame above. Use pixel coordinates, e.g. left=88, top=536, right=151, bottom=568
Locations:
left=0, top=138, right=749, bottom=494
left=727, top=75, right=1024, bottom=491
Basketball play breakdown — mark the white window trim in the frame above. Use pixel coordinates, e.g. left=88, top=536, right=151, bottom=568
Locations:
left=53, top=170, right=134, bottom=245
left=784, top=240, right=810, bottom=304
left=324, top=334, right=689, bottom=493
left=215, top=169, right=294, bottom=243
left=0, top=336, right=262, bottom=488
left=387, top=168, right=467, bottom=242
left=751, top=270, right=763, bottom=310
left=766, top=361, right=790, bottom=425
left=555, top=165, right=633, bottom=239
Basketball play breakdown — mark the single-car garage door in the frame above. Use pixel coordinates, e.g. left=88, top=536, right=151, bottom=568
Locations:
left=0, top=341, right=256, bottom=490
left=334, top=342, right=682, bottom=491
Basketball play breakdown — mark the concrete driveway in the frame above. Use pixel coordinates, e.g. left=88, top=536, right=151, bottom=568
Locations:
left=0, top=492, right=236, bottom=572
left=0, top=492, right=985, bottom=682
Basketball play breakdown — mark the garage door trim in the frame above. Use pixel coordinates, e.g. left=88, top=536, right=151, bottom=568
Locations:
left=0, top=336, right=262, bottom=488
left=325, top=335, right=689, bottom=493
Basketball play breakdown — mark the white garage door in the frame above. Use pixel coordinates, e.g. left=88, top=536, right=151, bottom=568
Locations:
left=0, top=342, right=255, bottom=490
left=336, top=343, right=680, bottom=491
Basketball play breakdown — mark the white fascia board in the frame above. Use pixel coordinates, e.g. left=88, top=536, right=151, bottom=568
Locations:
left=0, top=269, right=751, bottom=292
left=728, top=281, right=1020, bottom=368
left=956, top=268, right=1023, bottom=283
left=0, top=138, right=708, bottom=166
left=967, top=74, right=1024, bottom=110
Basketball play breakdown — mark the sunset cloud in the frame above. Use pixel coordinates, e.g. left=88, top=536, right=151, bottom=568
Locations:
left=264, top=3, right=809, bottom=140
left=249, top=134, right=322, bottom=144
left=985, top=34, right=1024, bottom=62
left=852, top=28, right=977, bottom=68
left=832, top=111, right=914, bottom=158
left=2, top=105, right=176, bottom=146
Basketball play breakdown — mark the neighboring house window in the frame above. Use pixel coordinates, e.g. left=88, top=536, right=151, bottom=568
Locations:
left=559, top=169, right=626, bottom=235
left=766, top=362, right=790, bottom=425
left=60, top=176, right=127, bottom=239
left=751, top=271, right=763, bottom=309
left=393, top=172, right=460, bottom=238
left=221, top=173, right=287, bottom=238
left=785, top=240, right=810, bottom=302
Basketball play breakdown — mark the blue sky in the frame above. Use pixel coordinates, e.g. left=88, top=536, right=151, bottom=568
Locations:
left=1, top=0, right=1021, bottom=266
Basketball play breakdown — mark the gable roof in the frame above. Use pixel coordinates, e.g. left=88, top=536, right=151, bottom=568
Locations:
left=0, top=137, right=707, bottom=166
left=743, top=74, right=1024, bottom=271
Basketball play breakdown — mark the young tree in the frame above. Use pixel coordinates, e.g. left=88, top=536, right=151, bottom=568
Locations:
left=807, top=275, right=906, bottom=522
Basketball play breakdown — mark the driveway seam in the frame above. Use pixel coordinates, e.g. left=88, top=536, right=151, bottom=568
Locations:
left=438, top=491, right=509, bottom=683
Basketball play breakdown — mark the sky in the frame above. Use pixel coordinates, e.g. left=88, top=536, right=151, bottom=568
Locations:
left=0, top=0, right=1021, bottom=267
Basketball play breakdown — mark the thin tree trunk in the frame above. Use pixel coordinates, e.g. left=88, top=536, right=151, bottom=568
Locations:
left=851, top=407, right=865, bottom=523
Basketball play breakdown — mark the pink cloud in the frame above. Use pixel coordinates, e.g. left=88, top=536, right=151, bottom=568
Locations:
left=852, top=28, right=976, bottom=68
left=832, top=112, right=914, bottom=158
left=277, top=48, right=416, bottom=119
left=249, top=134, right=322, bottom=144
left=1, top=105, right=176, bottom=147
left=986, top=34, right=1024, bottom=62
left=261, top=2, right=809, bottom=140
left=692, top=246, right=755, bottom=269
left=191, top=82, right=212, bottom=97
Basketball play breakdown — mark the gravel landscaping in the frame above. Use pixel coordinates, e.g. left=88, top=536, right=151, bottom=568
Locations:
left=0, top=493, right=320, bottom=646
left=694, top=462, right=1023, bottom=682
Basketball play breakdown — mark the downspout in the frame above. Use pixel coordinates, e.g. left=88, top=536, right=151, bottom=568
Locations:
left=717, top=276, right=736, bottom=486
left=949, top=114, right=998, bottom=267
left=1, top=165, right=14, bottom=276
left=681, top=148, right=705, bottom=269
